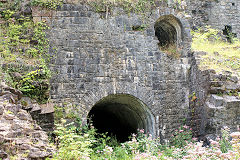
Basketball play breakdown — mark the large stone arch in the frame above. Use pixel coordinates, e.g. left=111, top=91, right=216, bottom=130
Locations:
left=81, top=82, right=155, bottom=111
left=79, top=82, right=157, bottom=140
left=88, top=94, right=155, bottom=142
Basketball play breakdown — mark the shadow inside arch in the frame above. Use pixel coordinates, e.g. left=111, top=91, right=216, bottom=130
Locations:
left=87, top=94, right=156, bottom=142
left=154, top=14, right=183, bottom=51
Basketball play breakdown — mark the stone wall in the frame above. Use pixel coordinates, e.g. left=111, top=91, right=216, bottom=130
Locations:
left=189, top=51, right=240, bottom=139
left=32, top=4, right=193, bottom=140
left=30, top=1, right=240, bottom=141
left=206, top=69, right=240, bottom=136
left=185, top=0, right=240, bottom=38
left=188, top=51, right=211, bottom=138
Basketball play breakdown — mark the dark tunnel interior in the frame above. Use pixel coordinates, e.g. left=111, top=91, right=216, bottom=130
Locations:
left=155, top=20, right=177, bottom=49
left=88, top=103, right=138, bottom=142
left=87, top=94, right=154, bottom=143
left=154, top=14, right=183, bottom=51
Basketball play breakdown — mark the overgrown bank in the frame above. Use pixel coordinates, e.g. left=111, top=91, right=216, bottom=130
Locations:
left=49, top=117, right=240, bottom=160
left=0, top=0, right=52, bottom=104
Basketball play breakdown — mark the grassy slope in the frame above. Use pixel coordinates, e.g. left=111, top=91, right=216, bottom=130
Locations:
left=191, top=28, right=240, bottom=77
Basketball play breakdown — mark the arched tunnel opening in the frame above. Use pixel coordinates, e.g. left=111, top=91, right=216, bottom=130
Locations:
left=88, top=94, right=155, bottom=143
left=154, top=15, right=182, bottom=50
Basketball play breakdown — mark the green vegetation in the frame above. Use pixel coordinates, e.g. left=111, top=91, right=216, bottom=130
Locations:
left=2, top=62, right=51, bottom=103
left=0, top=11, right=50, bottom=62
left=84, top=0, right=186, bottom=14
left=28, top=0, right=183, bottom=15
left=1, top=2, right=240, bottom=159
left=17, top=64, right=51, bottom=103
left=30, top=0, right=63, bottom=10
left=169, top=125, right=193, bottom=148
left=192, top=26, right=240, bottom=77
left=29, top=0, right=157, bottom=13
left=160, top=44, right=181, bottom=58
left=50, top=120, right=93, bottom=160
left=0, top=2, right=52, bottom=103
left=220, top=127, right=232, bottom=153
left=0, top=0, right=23, bottom=11
left=132, top=24, right=148, bottom=31
left=54, top=104, right=84, bottom=123
left=87, top=0, right=156, bottom=14
left=49, top=118, right=240, bottom=160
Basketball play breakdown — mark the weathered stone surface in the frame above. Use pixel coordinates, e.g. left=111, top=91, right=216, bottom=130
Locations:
left=17, top=110, right=32, bottom=120
left=31, top=104, right=41, bottom=112
left=209, top=87, right=225, bottom=94
left=184, top=0, right=240, bottom=38
left=1, top=93, right=17, bottom=104
left=206, top=95, right=240, bottom=135
left=229, top=76, right=238, bottom=83
left=27, top=2, right=239, bottom=141
left=40, top=103, right=54, bottom=114
left=187, top=47, right=240, bottom=139
left=28, top=151, right=51, bottom=159
left=209, top=95, right=224, bottom=107
left=1, top=85, right=23, bottom=100
left=9, top=72, right=22, bottom=81
left=20, top=97, right=35, bottom=110
left=5, top=104, right=21, bottom=114
left=0, top=106, right=4, bottom=115
left=0, top=150, right=8, bottom=159
left=0, top=83, right=55, bottom=159
left=3, top=113, right=15, bottom=120
left=225, top=83, right=238, bottom=90
left=35, top=3, right=193, bottom=140
left=188, top=55, right=211, bottom=137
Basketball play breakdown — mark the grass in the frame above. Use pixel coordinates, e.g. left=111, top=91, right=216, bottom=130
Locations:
left=191, top=27, right=240, bottom=77
left=159, top=44, right=181, bottom=58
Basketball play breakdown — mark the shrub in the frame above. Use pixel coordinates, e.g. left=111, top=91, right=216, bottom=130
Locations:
left=219, top=126, right=232, bottom=153
left=170, top=125, right=194, bottom=148
left=18, top=64, right=51, bottom=103
left=49, top=123, right=240, bottom=160
left=33, top=21, right=50, bottom=55
left=50, top=119, right=93, bottom=160
left=2, top=9, right=15, bottom=20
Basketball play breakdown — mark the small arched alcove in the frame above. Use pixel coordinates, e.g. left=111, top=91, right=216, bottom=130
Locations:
left=87, top=94, right=155, bottom=142
left=154, top=15, right=183, bottom=50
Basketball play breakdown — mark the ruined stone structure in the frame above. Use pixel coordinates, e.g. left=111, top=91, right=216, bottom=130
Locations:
left=184, top=0, right=240, bottom=38
left=35, top=4, right=191, bottom=141
left=189, top=52, right=240, bottom=139
left=30, top=1, right=240, bottom=142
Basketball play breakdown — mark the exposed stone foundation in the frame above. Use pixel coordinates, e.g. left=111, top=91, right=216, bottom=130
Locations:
left=0, top=83, right=55, bottom=159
